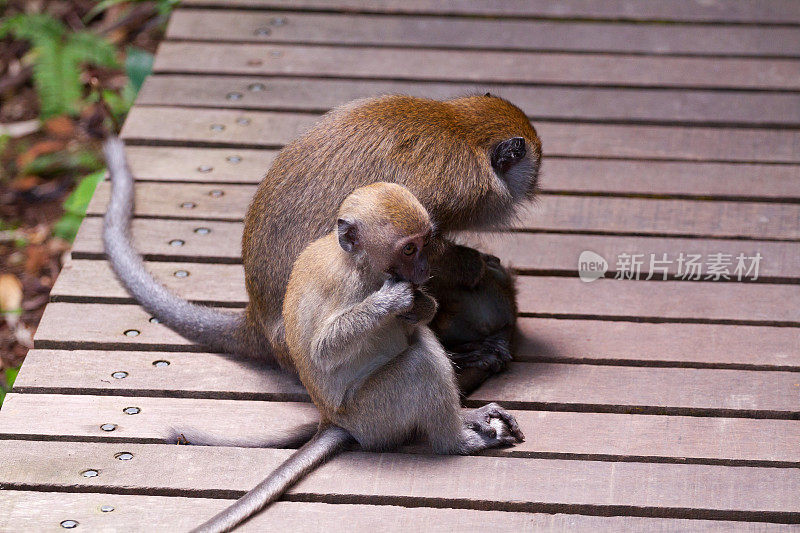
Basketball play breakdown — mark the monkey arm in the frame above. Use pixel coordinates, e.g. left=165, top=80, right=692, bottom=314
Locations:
left=310, top=280, right=414, bottom=371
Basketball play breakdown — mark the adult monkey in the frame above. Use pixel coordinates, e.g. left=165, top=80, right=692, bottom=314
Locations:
left=104, top=94, right=541, bottom=394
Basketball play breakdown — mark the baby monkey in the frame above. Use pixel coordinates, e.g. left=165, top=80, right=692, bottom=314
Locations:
left=193, top=183, right=524, bottom=532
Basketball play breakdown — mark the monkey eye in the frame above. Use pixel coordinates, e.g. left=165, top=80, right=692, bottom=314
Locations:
left=403, top=243, right=417, bottom=256
left=423, top=234, right=430, bottom=247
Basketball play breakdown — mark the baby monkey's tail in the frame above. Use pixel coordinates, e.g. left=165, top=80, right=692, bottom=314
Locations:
left=192, top=425, right=354, bottom=533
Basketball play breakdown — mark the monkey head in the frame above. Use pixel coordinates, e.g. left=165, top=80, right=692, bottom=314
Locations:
left=336, top=182, right=432, bottom=286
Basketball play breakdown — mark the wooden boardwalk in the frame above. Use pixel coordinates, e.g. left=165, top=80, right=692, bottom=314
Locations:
left=2, top=1, right=800, bottom=530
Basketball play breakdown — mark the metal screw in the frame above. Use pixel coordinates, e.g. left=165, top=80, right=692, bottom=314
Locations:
left=115, top=452, right=134, bottom=461
left=100, top=424, right=117, bottom=432
left=111, top=371, right=128, bottom=379
left=180, top=202, right=196, bottom=209
left=149, top=317, right=160, bottom=324
left=210, top=124, right=225, bottom=131
left=153, top=360, right=170, bottom=367
left=123, top=329, right=139, bottom=337
left=254, top=27, right=271, bottom=36
left=236, top=117, right=251, bottom=125
left=194, top=227, right=211, bottom=235
left=209, top=190, right=224, bottom=198
left=100, top=505, right=115, bottom=513
left=270, top=50, right=282, bottom=58
left=247, top=83, right=265, bottom=92
left=123, top=407, right=141, bottom=415
left=197, top=165, right=213, bottom=173
left=82, top=469, right=99, bottom=477
left=226, top=155, right=242, bottom=163
left=226, top=92, right=243, bottom=101
left=60, top=520, right=79, bottom=529
left=174, top=270, right=189, bottom=278
left=247, top=59, right=262, bottom=66
left=271, top=17, right=287, bottom=26
left=169, top=239, right=185, bottom=247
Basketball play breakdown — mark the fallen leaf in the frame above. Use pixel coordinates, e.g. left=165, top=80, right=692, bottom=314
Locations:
left=24, top=244, right=49, bottom=274
left=9, top=175, right=42, bottom=192
left=0, top=274, right=23, bottom=313
left=16, top=140, right=67, bottom=168
left=44, top=115, right=76, bottom=138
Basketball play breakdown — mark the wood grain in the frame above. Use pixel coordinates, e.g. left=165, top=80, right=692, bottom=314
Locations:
left=2, top=440, right=799, bottom=520
left=120, top=107, right=800, bottom=163
left=176, top=0, right=800, bottom=25
left=2, top=393, right=798, bottom=464
left=152, top=42, right=800, bottom=90
left=106, top=144, right=800, bottom=201
left=71, top=218, right=800, bottom=281
left=48, top=261, right=800, bottom=324
left=166, top=10, right=800, bottom=57
left=8, top=491, right=743, bottom=533
left=137, top=74, right=800, bottom=127
left=85, top=182, right=800, bottom=240
left=31, top=305, right=800, bottom=369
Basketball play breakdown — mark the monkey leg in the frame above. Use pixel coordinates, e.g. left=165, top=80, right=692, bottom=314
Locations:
left=428, top=246, right=517, bottom=395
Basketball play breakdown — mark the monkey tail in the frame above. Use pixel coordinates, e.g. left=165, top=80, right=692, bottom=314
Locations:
left=192, top=425, right=354, bottom=533
left=102, top=136, right=257, bottom=356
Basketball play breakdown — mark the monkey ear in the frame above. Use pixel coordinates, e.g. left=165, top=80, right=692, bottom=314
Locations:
left=337, top=218, right=359, bottom=252
left=491, top=137, right=526, bottom=175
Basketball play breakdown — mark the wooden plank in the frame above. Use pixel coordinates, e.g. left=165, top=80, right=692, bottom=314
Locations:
left=31, top=303, right=800, bottom=370
left=152, top=42, right=800, bottom=91
left=71, top=218, right=800, bottom=281
left=106, top=145, right=800, bottom=202
left=72, top=217, right=244, bottom=262
left=2, top=393, right=799, bottom=464
left=48, top=261, right=800, bottom=324
left=122, top=145, right=278, bottom=183
left=86, top=182, right=800, bottom=240
left=2, top=440, right=799, bottom=520
left=137, top=74, right=800, bottom=127
left=13, top=350, right=307, bottom=398
left=8, top=492, right=739, bottom=533
left=50, top=260, right=244, bottom=305
left=28, top=309, right=800, bottom=369
left=177, top=0, right=800, bottom=25
left=165, top=10, right=800, bottom=58
left=120, top=107, right=800, bottom=163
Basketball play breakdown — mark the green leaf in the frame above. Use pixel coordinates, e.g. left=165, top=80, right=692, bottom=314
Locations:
left=83, top=0, right=130, bottom=24
left=0, top=366, right=20, bottom=408
left=125, top=47, right=154, bottom=95
left=53, top=170, right=106, bottom=242
left=5, top=367, right=19, bottom=388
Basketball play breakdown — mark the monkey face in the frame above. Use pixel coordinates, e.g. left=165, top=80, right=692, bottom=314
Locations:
left=389, top=230, right=431, bottom=286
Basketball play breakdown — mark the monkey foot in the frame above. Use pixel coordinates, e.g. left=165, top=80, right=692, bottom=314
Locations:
left=450, top=331, right=513, bottom=374
left=463, top=403, right=525, bottom=450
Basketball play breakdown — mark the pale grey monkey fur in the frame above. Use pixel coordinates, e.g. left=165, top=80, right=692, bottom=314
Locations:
left=191, top=184, right=523, bottom=532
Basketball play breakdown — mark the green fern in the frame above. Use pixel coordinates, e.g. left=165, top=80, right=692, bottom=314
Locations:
left=0, top=14, right=118, bottom=119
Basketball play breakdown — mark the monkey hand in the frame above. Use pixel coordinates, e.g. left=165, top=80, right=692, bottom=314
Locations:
left=398, top=289, right=438, bottom=326
left=374, top=278, right=415, bottom=316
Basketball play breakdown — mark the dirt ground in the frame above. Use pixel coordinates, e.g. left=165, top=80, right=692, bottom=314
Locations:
left=0, top=0, right=165, bottom=376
